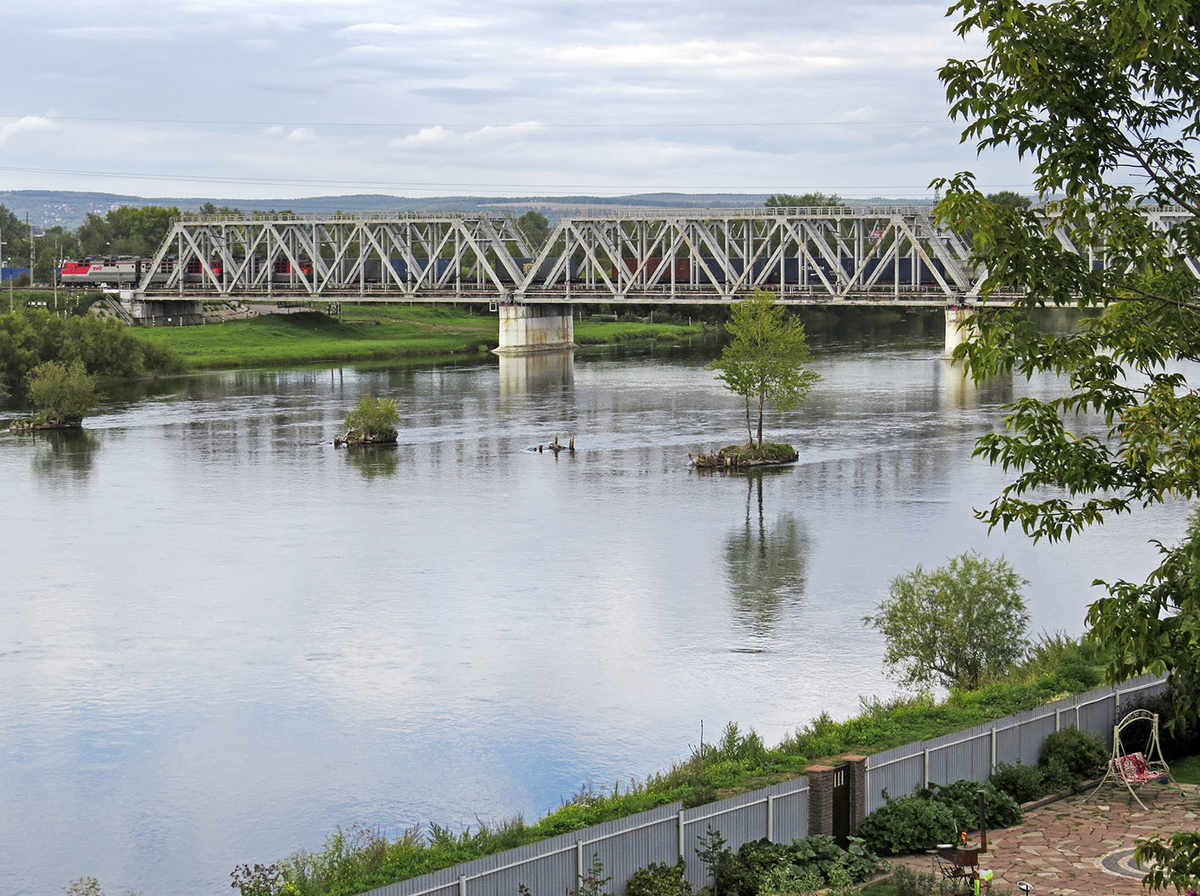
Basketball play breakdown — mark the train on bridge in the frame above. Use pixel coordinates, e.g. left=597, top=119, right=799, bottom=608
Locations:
left=60, top=254, right=951, bottom=290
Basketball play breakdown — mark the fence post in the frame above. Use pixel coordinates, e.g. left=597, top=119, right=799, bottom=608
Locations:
left=767, top=794, right=775, bottom=841
left=990, top=727, right=997, bottom=773
left=678, top=809, right=685, bottom=859
left=458, top=874, right=466, bottom=896
left=576, top=839, right=584, bottom=885
left=923, top=748, right=930, bottom=787
left=807, top=765, right=837, bottom=837
left=842, top=755, right=868, bottom=833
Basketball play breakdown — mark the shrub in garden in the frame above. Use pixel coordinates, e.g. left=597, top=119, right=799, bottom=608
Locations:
left=626, top=858, right=693, bottom=896
left=890, top=864, right=940, bottom=896
left=989, top=762, right=1047, bottom=804
left=925, top=779, right=1023, bottom=830
left=789, top=834, right=882, bottom=884
left=694, top=830, right=881, bottom=895
left=1039, top=727, right=1108, bottom=785
left=857, top=793, right=959, bottom=856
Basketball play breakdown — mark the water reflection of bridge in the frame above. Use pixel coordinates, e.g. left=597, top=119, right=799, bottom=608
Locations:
left=131, top=206, right=1195, bottom=352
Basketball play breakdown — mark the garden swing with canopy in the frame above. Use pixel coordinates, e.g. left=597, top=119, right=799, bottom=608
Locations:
left=1085, top=709, right=1184, bottom=809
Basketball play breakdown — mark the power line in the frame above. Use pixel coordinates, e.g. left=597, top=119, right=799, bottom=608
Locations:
left=0, top=113, right=953, bottom=130
left=0, top=164, right=1034, bottom=195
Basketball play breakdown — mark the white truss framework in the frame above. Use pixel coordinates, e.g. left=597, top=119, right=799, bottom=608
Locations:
left=136, top=207, right=1198, bottom=305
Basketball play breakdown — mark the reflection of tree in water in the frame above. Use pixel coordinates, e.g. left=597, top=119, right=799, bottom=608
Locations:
left=344, top=446, right=399, bottom=480
left=31, top=429, right=100, bottom=480
left=724, top=473, right=809, bottom=636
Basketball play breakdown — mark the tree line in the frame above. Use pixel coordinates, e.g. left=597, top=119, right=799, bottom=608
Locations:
left=0, top=308, right=180, bottom=398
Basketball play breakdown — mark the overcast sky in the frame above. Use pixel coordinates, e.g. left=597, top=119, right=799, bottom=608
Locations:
left=1, top=0, right=1035, bottom=201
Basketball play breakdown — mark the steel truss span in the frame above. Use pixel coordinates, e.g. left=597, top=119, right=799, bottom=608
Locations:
left=136, top=207, right=1197, bottom=305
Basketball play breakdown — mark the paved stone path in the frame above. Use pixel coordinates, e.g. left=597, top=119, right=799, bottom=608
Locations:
left=892, top=782, right=1200, bottom=894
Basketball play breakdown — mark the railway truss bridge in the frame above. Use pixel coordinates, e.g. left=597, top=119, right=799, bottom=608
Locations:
left=131, top=206, right=1194, bottom=353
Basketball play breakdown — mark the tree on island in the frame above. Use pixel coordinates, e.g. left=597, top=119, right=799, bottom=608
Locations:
left=13, top=360, right=102, bottom=430
left=711, top=290, right=820, bottom=457
left=339, top=394, right=400, bottom=446
left=864, top=552, right=1030, bottom=691
left=934, top=0, right=1200, bottom=731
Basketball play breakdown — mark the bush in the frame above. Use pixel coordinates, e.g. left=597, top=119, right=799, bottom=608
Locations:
left=924, top=780, right=1023, bottom=830
left=626, top=858, right=693, bottom=896
left=864, top=552, right=1031, bottom=690
left=344, top=394, right=400, bottom=438
left=694, top=832, right=880, bottom=895
left=989, top=762, right=1047, bottom=804
left=25, top=359, right=101, bottom=424
left=890, top=864, right=939, bottom=896
left=1039, top=727, right=1107, bottom=785
left=857, top=793, right=959, bottom=856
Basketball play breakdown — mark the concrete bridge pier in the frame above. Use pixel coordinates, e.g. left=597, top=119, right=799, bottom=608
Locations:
left=943, top=305, right=976, bottom=359
left=495, top=303, right=576, bottom=354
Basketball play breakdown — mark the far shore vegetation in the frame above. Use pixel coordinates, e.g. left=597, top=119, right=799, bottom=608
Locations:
left=129, top=303, right=707, bottom=370
left=229, top=635, right=1118, bottom=896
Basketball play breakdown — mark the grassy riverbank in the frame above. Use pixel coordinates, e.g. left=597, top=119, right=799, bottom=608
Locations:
left=130, top=304, right=705, bottom=370
left=257, top=637, right=1115, bottom=896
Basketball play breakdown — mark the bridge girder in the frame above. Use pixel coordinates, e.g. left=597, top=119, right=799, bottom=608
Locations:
left=135, top=206, right=1199, bottom=305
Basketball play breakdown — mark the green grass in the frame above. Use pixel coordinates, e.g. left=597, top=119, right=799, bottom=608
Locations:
left=1172, top=754, right=1200, bottom=784
left=133, top=307, right=496, bottom=368
left=254, top=639, right=1115, bottom=896
left=129, top=305, right=705, bottom=370
left=574, top=320, right=704, bottom=344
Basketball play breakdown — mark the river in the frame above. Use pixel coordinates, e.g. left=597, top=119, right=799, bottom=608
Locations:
left=0, top=323, right=1189, bottom=896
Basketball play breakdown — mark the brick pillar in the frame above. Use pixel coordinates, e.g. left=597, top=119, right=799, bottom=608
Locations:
left=807, top=764, right=836, bottom=837
left=841, top=755, right=868, bottom=833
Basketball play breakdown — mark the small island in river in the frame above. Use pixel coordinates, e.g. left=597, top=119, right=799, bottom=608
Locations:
left=690, top=442, right=799, bottom=469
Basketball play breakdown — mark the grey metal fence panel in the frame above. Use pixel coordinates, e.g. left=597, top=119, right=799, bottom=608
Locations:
left=678, top=778, right=809, bottom=891
left=587, top=812, right=680, bottom=895
left=865, top=676, right=1168, bottom=813
left=368, top=676, right=1168, bottom=896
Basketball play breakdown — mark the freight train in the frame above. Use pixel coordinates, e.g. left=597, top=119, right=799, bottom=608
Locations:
left=58, top=255, right=950, bottom=289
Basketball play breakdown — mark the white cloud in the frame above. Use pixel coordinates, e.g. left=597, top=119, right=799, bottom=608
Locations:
left=286, top=128, right=317, bottom=142
left=0, top=116, right=55, bottom=146
left=47, top=26, right=170, bottom=41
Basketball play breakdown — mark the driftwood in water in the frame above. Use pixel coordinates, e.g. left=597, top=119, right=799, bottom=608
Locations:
left=536, top=434, right=576, bottom=454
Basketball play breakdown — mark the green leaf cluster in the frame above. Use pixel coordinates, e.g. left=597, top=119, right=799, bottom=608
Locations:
left=343, top=395, right=400, bottom=439
left=864, top=552, right=1031, bottom=690
left=25, top=359, right=101, bottom=424
left=711, top=290, right=820, bottom=448
left=702, top=834, right=881, bottom=896
left=0, top=307, right=180, bottom=396
left=933, top=0, right=1200, bottom=723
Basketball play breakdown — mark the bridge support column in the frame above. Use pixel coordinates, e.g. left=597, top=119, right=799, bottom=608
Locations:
left=495, top=303, right=576, bottom=354
left=943, top=305, right=976, bottom=359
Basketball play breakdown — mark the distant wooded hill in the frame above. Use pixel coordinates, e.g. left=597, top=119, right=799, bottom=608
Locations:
left=0, top=190, right=933, bottom=231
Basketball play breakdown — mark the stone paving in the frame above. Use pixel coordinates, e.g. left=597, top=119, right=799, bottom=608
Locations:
left=892, top=782, right=1200, bottom=895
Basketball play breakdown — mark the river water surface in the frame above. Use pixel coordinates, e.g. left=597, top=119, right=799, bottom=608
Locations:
left=0, top=329, right=1189, bottom=896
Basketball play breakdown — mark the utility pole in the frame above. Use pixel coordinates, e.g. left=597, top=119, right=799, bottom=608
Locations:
left=27, top=213, right=34, bottom=288
left=0, top=225, right=6, bottom=312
